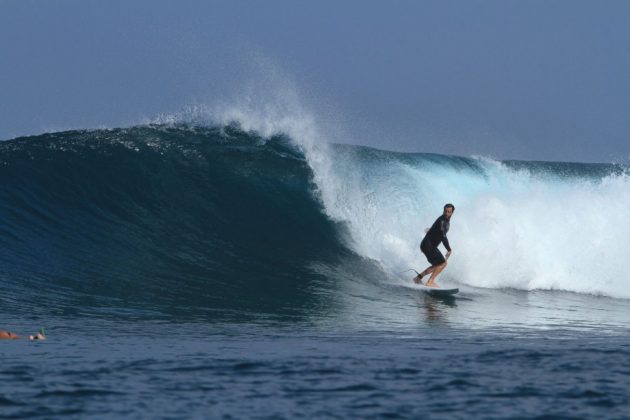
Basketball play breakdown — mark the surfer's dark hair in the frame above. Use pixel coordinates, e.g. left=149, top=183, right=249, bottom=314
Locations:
left=444, top=203, right=455, bottom=211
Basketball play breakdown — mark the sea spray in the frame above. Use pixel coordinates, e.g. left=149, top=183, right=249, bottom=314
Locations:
left=314, top=146, right=630, bottom=298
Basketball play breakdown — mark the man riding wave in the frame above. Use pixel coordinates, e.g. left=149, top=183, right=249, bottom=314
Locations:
left=414, top=203, right=455, bottom=288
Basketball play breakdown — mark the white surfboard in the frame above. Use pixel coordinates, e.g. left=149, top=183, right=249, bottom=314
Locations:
left=416, top=284, right=459, bottom=296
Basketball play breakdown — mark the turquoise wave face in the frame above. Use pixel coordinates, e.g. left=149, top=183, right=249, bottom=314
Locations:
left=0, top=125, right=354, bottom=320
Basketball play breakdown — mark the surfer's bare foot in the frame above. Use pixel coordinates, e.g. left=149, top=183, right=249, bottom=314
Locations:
left=426, top=282, right=440, bottom=288
left=413, top=275, right=423, bottom=284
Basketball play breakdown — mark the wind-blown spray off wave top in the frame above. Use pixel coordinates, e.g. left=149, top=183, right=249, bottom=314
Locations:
left=1, top=122, right=629, bottom=322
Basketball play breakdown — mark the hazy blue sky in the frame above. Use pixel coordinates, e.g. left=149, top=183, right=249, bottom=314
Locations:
left=1, top=0, right=629, bottom=162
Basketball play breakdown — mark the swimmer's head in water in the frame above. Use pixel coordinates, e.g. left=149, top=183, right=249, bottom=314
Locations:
left=29, top=333, right=46, bottom=340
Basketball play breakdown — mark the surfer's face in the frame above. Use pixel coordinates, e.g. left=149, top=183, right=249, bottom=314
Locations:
left=444, top=207, right=454, bottom=219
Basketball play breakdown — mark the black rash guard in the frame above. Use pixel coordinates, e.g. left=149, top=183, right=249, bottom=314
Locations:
left=422, top=214, right=451, bottom=251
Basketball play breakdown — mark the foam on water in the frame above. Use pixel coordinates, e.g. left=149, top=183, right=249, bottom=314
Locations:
left=320, top=148, right=630, bottom=299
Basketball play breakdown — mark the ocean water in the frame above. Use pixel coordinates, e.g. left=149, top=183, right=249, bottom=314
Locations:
left=2, top=124, right=630, bottom=418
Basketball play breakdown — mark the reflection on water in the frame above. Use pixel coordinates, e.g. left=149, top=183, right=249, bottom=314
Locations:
left=340, top=276, right=630, bottom=334
left=422, top=293, right=457, bottom=324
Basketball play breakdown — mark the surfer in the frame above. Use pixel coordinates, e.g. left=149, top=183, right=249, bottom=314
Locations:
left=0, top=330, right=19, bottom=339
left=414, top=204, right=454, bottom=287
left=0, top=328, right=46, bottom=340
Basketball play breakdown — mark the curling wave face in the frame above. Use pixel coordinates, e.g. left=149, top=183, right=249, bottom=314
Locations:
left=0, top=125, right=354, bottom=320
left=1, top=123, right=629, bottom=324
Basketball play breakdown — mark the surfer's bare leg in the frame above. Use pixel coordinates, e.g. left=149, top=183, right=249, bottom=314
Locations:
left=420, top=266, right=436, bottom=277
left=426, top=262, right=447, bottom=287
left=413, top=266, right=436, bottom=284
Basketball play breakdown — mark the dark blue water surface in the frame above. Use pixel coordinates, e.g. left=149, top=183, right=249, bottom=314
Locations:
left=2, top=126, right=630, bottom=418
left=3, top=313, right=630, bottom=419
